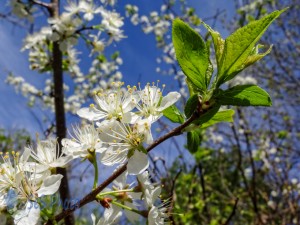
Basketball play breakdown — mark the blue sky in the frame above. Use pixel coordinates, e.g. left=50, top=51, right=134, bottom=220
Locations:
left=0, top=0, right=234, bottom=134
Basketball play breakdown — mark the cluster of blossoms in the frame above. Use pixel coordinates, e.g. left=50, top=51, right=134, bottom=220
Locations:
left=6, top=0, right=125, bottom=114
left=0, top=81, right=180, bottom=224
left=63, top=81, right=180, bottom=174
left=0, top=138, right=71, bottom=225
left=6, top=0, right=204, bottom=120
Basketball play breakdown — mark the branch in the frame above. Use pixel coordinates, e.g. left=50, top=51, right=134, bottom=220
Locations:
left=50, top=0, right=74, bottom=224
left=198, top=162, right=211, bottom=222
left=45, top=112, right=199, bottom=224
left=168, top=169, right=182, bottom=225
left=29, top=0, right=51, bottom=9
left=222, top=198, right=239, bottom=225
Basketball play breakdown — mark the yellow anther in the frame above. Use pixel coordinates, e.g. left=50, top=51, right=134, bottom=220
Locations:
left=90, top=103, right=95, bottom=108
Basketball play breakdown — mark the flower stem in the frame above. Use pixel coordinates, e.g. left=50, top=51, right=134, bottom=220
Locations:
left=92, top=154, right=98, bottom=189
left=96, top=189, right=134, bottom=197
left=111, top=200, right=142, bottom=215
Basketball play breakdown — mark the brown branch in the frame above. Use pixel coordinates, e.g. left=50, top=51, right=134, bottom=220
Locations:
left=198, top=162, right=211, bottom=222
left=168, top=170, right=182, bottom=225
left=50, top=0, right=74, bottom=224
left=45, top=112, right=199, bottom=224
left=30, top=0, right=51, bottom=9
left=222, top=198, right=239, bottom=225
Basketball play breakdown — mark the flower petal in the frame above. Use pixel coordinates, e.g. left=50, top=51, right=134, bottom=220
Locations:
left=157, top=92, right=181, bottom=112
left=127, top=151, right=149, bottom=175
left=36, top=174, right=63, bottom=197
left=77, top=107, right=106, bottom=121
left=13, top=201, right=40, bottom=225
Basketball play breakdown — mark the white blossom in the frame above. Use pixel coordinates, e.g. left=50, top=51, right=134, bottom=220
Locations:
left=62, top=124, right=105, bottom=158
left=77, top=82, right=139, bottom=123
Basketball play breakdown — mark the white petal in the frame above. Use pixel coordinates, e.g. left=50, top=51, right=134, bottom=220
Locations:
left=122, top=94, right=139, bottom=112
left=37, top=174, right=63, bottom=197
left=62, top=139, right=80, bottom=148
left=50, top=155, right=73, bottom=168
left=98, top=120, right=120, bottom=142
left=22, top=162, right=49, bottom=173
left=97, top=205, right=122, bottom=225
left=20, top=147, right=31, bottom=164
left=14, top=201, right=40, bottom=225
left=127, top=151, right=149, bottom=175
left=77, top=107, right=106, bottom=121
left=91, top=213, right=97, bottom=225
left=122, top=112, right=139, bottom=124
left=157, top=92, right=181, bottom=112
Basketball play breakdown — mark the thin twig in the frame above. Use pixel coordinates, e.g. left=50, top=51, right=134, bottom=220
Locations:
left=222, top=198, right=239, bottom=225
left=30, top=0, right=51, bottom=9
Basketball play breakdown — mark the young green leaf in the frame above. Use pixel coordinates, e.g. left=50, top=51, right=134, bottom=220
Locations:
left=163, top=105, right=184, bottom=124
left=216, top=8, right=287, bottom=87
left=205, top=40, right=214, bottom=88
left=203, top=23, right=225, bottom=71
left=184, top=94, right=199, bottom=118
left=242, top=44, right=272, bottom=69
left=172, top=19, right=209, bottom=91
left=187, top=130, right=202, bottom=153
left=216, top=85, right=272, bottom=106
left=201, top=109, right=235, bottom=129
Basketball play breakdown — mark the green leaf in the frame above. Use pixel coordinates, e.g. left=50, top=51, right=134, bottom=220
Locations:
left=163, top=105, right=184, bottom=124
left=184, top=94, right=199, bottom=118
left=201, top=109, right=235, bottom=129
left=194, top=104, right=221, bottom=125
left=203, top=23, right=225, bottom=70
left=242, top=44, right=272, bottom=69
left=216, top=85, right=272, bottom=106
left=205, top=40, right=214, bottom=87
left=187, top=130, right=202, bottom=153
left=173, top=19, right=209, bottom=91
left=216, top=8, right=287, bottom=87
left=186, top=78, right=201, bottom=96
